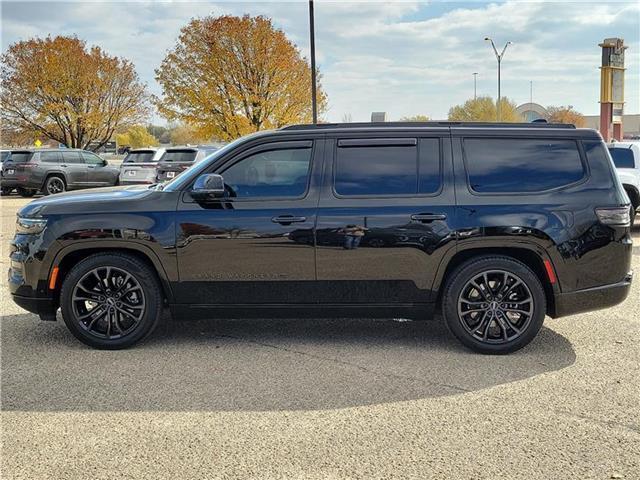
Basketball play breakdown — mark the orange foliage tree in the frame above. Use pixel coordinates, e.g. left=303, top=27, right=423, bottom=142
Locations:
left=155, top=15, right=327, bottom=141
left=0, top=36, right=150, bottom=150
left=546, top=105, right=586, bottom=127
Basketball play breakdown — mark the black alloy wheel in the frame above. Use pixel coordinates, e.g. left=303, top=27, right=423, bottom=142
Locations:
left=44, top=176, right=65, bottom=195
left=60, top=253, right=163, bottom=349
left=442, top=256, right=546, bottom=354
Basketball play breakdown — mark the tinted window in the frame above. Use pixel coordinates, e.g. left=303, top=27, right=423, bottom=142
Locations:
left=1, top=152, right=10, bottom=162
left=464, top=138, right=584, bottom=193
left=335, top=139, right=440, bottom=196
left=62, top=151, right=84, bottom=164
left=161, top=150, right=197, bottom=162
left=123, top=151, right=156, bottom=163
left=82, top=152, right=104, bottom=166
left=8, top=152, right=33, bottom=163
left=608, top=147, right=635, bottom=169
left=222, top=147, right=312, bottom=198
left=40, top=152, right=60, bottom=163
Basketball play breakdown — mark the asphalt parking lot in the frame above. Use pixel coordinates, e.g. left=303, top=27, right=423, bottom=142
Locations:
left=1, top=194, right=639, bottom=479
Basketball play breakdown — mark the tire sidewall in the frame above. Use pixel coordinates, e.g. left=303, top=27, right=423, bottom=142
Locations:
left=443, top=257, right=546, bottom=354
left=60, top=254, right=162, bottom=349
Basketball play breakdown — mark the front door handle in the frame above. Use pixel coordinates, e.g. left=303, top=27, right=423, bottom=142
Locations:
left=272, top=215, right=307, bottom=225
left=411, top=213, right=447, bottom=222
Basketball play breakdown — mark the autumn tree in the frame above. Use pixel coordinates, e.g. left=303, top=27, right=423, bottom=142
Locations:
left=169, top=123, right=210, bottom=145
left=0, top=36, right=150, bottom=150
left=115, top=125, right=159, bottom=149
left=155, top=15, right=327, bottom=141
left=448, top=96, right=523, bottom=122
left=400, top=114, right=430, bottom=122
left=546, top=105, right=586, bottom=127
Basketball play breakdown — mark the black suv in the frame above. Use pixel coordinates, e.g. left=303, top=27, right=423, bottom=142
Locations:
left=1, top=148, right=119, bottom=197
left=9, top=123, right=633, bottom=353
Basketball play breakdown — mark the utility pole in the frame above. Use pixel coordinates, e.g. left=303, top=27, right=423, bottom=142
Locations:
left=484, top=37, right=512, bottom=121
left=309, top=0, right=318, bottom=124
left=473, top=72, right=478, bottom=100
left=530, top=80, right=533, bottom=104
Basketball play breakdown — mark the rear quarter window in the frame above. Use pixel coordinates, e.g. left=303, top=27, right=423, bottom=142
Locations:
left=464, top=138, right=585, bottom=193
left=608, top=147, right=635, bottom=169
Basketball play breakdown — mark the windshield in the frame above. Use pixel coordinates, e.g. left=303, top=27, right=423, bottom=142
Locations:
left=162, top=136, right=252, bottom=192
left=160, top=150, right=197, bottom=163
left=123, top=151, right=156, bottom=163
left=608, top=147, right=635, bottom=169
left=8, top=151, right=34, bottom=163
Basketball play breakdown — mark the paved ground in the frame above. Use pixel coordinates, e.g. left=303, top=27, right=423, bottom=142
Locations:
left=1, top=194, right=638, bottom=479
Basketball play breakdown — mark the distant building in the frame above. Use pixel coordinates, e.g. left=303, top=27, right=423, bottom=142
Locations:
left=584, top=114, right=640, bottom=140
left=371, top=112, right=388, bottom=122
left=515, top=103, right=548, bottom=122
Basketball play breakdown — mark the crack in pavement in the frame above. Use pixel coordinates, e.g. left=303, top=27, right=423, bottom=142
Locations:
left=212, top=333, right=471, bottom=395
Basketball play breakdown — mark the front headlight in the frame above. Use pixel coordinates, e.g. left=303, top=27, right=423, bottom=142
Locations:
left=16, top=216, right=48, bottom=235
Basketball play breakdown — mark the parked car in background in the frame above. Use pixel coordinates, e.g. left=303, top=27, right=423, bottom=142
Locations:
left=118, top=147, right=166, bottom=185
left=608, top=142, right=640, bottom=226
left=155, top=145, right=221, bottom=183
left=0, top=148, right=120, bottom=197
left=1, top=150, right=12, bottom=195
left=9, top=122, right=632, bottom=352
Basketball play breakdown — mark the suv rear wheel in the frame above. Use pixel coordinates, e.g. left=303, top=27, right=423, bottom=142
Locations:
left=43, top=175, right=66, bottom=195
left=60, top=253, right=163, bottom=349
left=442, top=256, right=546, bottom=354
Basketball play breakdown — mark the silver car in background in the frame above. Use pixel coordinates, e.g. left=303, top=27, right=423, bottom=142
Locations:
left=118, top=147, right=166, bottom=185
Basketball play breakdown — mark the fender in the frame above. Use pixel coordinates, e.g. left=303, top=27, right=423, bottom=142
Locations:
left=431, top=234, right=561, bottom=295
left=48, top=239, right=176, bottom=303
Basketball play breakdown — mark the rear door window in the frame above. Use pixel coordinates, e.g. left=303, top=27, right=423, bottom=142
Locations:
left=161, top=150, right=197, bottom=163
left=40, top=151, right=61, bottom=163
left=464, top=138, right=585, bottom=193
left=62, top=151, right=84, bottom=164
left=608, top=147, right=635, bottom=168
left=334, top=138, right=441, bottom=196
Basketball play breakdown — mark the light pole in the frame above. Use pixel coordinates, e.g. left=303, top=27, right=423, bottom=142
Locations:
left=484, top=37, right=512, bottom=121
left=472, top=72, right=478, bottom=100
left=308, top=0, right=318, bottom=124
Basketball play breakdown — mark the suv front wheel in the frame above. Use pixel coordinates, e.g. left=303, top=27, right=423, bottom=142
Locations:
left=60, top=253, right=163, bottom=349
left=442, top=256, right=546, bottom=354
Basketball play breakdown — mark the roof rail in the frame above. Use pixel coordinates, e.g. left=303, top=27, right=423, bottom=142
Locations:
left=280, top=121, right=577, bottom=130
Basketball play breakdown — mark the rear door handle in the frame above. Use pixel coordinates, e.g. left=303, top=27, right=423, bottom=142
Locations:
left=411, top=213, right=447, bottom=222
left=272, top=215, right=307, bottom=225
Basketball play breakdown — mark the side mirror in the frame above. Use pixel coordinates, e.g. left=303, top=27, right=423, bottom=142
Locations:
left=191, top=173, right=225, bottom=201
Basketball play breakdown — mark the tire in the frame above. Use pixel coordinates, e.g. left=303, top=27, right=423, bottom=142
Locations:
left=1, top=187, right=13, bottom=196
left=59, top=252, right=163, bottom=349
left=43, top=175, right=66, bottom=195
left=16, top=187, right=36, bottom=198
left=442, top=256, right=546, bottom=354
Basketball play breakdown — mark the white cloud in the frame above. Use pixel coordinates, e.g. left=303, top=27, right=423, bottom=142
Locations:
left=1, top=0, right=638, bottom=123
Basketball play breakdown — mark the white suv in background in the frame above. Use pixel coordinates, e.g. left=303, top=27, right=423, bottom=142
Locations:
left=608, top=142, right=640, bottom=226
left=118, top=147, right=166, bottom=185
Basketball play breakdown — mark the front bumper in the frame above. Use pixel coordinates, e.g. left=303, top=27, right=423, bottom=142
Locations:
left=11, top=293, right=57, bottom=319
left=553, top=271, right=633, bottom=317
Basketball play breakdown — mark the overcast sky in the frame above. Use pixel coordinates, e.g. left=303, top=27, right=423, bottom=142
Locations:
left=2, top=0, right=639, bottom=123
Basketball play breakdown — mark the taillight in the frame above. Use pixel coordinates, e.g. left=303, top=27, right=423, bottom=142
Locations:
left=595, top=207, right=631, bottom=226
left=21, top=163, right=36, bottom=168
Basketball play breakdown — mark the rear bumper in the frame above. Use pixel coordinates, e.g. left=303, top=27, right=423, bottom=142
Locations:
left=1, top=178, right=40, bottom=189
left=553, top=271, right=633, bottom=317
